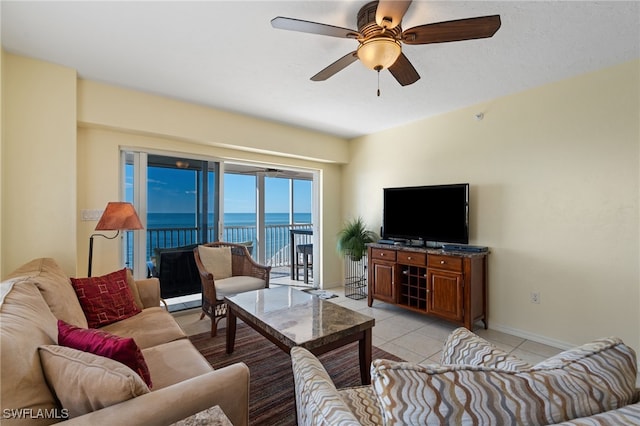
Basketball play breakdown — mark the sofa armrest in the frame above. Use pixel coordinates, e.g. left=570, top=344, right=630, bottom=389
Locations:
left=441, top=327, right=532, bottom=371
left=290, top=347, right=360, bottom=426
left=59, top=363, right=250, bottom=426
left=135, top=277, right=162, bottom=309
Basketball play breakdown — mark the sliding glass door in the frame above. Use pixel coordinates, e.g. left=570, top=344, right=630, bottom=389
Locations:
left=124, top=152, right=219, bottom=287
left=124, top=150, right=316, bottom=296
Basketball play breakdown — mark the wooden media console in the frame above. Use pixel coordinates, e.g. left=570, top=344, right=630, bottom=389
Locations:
left=367, top=244, right=488, bottom=330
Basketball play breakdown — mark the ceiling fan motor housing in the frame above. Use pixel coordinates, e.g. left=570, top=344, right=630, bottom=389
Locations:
left=357, top=1, right=403, bottom=70
left=357, top=1, right=402, bottom=39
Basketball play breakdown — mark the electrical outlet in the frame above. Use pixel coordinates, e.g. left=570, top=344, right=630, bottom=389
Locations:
left=530, top=292, right=540, bottom=304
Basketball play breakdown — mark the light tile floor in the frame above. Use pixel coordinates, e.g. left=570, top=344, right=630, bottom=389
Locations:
left=172, top=284, right=564, bottom=366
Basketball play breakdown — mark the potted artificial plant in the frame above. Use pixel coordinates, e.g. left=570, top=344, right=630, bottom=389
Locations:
left=337, top=217, right=378, bottom=261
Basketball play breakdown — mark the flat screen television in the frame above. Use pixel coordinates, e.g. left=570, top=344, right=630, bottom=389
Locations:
left=382, top=183, right=469, bottom=245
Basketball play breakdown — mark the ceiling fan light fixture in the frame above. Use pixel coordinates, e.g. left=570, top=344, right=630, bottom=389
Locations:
left=357, top=37, right=401, bottom=70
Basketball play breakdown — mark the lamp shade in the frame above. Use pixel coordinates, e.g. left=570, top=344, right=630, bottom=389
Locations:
left=95, top=202, right=143, bottom=231
left=357, top=37, right=402, bottom=70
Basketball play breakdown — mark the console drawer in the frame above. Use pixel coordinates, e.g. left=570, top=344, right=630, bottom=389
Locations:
left=428, top=254, right=463, bottom=272
left=397, top=251, right=426, bottom=266
left=370, top=248, right=396, bottom=261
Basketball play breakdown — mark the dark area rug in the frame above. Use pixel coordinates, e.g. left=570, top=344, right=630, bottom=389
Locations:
left=189, top=324, right=403, bottom=426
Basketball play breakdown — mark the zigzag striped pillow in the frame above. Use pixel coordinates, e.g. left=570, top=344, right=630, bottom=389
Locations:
left=372, top=337, right=638, bottom=425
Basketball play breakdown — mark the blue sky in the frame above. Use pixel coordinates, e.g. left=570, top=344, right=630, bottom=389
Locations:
left=136, top=166, right=311, bottom=214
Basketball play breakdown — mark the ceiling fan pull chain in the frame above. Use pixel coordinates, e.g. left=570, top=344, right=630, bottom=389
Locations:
left=377, top=69, right=381, bottom=97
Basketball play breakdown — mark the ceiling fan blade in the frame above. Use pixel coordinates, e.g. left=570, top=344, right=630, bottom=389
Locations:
left=271, top=17, right=360, bottom=39
left=376, top=0, right=412, bottom=30
left=311, top=51, right=359, bottom=81
left=402, top=15, right=501, bottom=45
left=388, top=53, right=420, bottom=86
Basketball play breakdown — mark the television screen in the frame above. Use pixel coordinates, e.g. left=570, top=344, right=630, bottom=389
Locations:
left=383, top=184, right=469, bottom=245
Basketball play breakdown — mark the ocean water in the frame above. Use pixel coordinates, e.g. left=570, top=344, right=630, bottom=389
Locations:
left=143, top=212, right=312, bottom=262
left=147, top=212, right=311, bottom=228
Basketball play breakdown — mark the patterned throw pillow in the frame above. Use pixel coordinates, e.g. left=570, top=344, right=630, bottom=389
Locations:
left=371, top=351, right=637, bottom=426
left=70, top=268, right=141, bottom=328
left=441, top=327, right=533, bottom=371
left=57, top=320, right=152, bottom=387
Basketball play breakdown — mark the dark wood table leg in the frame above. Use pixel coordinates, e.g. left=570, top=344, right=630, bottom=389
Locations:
left=358, top=328, right=372, bottom=385
left=289, top=231, right=295, bottom=280
left=226, top=307, right=237, bottom=354
left=303, top=252, right=309, bottom=284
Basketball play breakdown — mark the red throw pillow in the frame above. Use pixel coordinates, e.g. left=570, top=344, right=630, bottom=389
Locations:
left=57, top=320, right=152, bottom=387
left=70, top=268, right=141, bottom=328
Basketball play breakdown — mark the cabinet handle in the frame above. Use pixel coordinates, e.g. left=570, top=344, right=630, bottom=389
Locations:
left=380, top=253, right=384, bottom=256
left=407, top=256, right=412, bottom=260
left=440, top=260, right=445, bottom=264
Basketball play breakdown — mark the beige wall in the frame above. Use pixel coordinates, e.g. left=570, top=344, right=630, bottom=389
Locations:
left=77, top=80, right=346, bottom=286
left=2, top=53, right=77, bottom=275
left=78, top=80, right=348, bottom=164
left=344, top=60, right=640, bottom=351
left=2, top=50, right=638, bottom=352
left=1, top=53, right=347, bottom=285
left=78, top=126, right=344, bottom=286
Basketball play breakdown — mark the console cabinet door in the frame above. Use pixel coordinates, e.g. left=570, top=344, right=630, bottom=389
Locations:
left=427, top=269, right=463, bottom=322
left=371, top=260, right=396, bottom=303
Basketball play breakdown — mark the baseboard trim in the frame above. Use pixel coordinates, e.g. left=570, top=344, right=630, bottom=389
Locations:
left=488, top=322, right=574, bottom=351
left=490, top=322, right=640, bottom=381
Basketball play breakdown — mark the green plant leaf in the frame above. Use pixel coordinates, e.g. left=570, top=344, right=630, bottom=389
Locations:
left=337, top=217, right=378, bottom=261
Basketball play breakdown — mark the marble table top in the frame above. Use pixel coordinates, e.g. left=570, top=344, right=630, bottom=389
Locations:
left=225, top=287, right=374, bottom=351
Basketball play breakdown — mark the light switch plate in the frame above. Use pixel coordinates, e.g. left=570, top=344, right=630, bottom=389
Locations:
left=81, top=209, right=103, bottom=221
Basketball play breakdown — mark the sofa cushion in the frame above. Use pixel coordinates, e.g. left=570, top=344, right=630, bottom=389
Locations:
left=290, top=347, right=361, bottom=425
left=214, top=276, right=267, bottom=300
left=99, top=306, right=187, bottom=349
left=58, top=320, right=152, bottom=387
left=197, top=245, right=232, bottom=280
left=372, top=335, right=638, bottom=426
left=0, top=279, right=60, bottom=426
left=4, top=257, right=88, bottom=328
left=141, top=339, right=213, bottom=390
left=338, top=386, right=383, bottom=426
left=38, top=345, right=150, bottom=418
left=532, top=336, right=639, bottom=406
left=441, top=327, right=533, bottom=371
left=125, top=268, right=144, bottom=310
left=551, top=401, right=640, bottom=425
left=70, top=268, right=141, bottom=328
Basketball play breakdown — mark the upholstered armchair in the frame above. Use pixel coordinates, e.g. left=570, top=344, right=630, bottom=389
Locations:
left=194, top=242, right=271, bottom=337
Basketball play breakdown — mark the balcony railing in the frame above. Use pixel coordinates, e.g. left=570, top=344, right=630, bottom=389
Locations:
left=126, top=223, right=312, bottom=272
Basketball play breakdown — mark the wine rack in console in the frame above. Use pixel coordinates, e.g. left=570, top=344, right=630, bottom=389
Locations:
left=367, top=244, right=488, bottom=330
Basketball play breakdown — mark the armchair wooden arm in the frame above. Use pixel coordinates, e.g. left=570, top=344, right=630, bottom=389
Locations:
left=194, top=242, right=271, bottom=336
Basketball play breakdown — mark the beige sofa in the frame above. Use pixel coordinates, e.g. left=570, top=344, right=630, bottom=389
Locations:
left=292, top=327, right=640, bottom=425
left=0, top=258, right=249, bottom=426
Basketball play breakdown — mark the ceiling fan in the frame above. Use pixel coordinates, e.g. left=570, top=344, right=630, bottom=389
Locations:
left=271, top=0, right=501, bottom=92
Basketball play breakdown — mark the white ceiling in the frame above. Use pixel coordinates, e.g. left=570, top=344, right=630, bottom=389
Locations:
left=2, top=1, right=639, bottom=139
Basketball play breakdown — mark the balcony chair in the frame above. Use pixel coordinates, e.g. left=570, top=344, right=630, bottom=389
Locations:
left=194, top=242, right=271, bottom=337
left=295, top=243, right=313, bottom=284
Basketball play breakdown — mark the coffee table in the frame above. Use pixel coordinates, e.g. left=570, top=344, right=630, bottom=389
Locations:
left=225, top=287, right=375, bottom=384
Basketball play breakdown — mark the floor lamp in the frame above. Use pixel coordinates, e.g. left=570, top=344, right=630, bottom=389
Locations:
left=88, top=202, right=144, bottom=277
